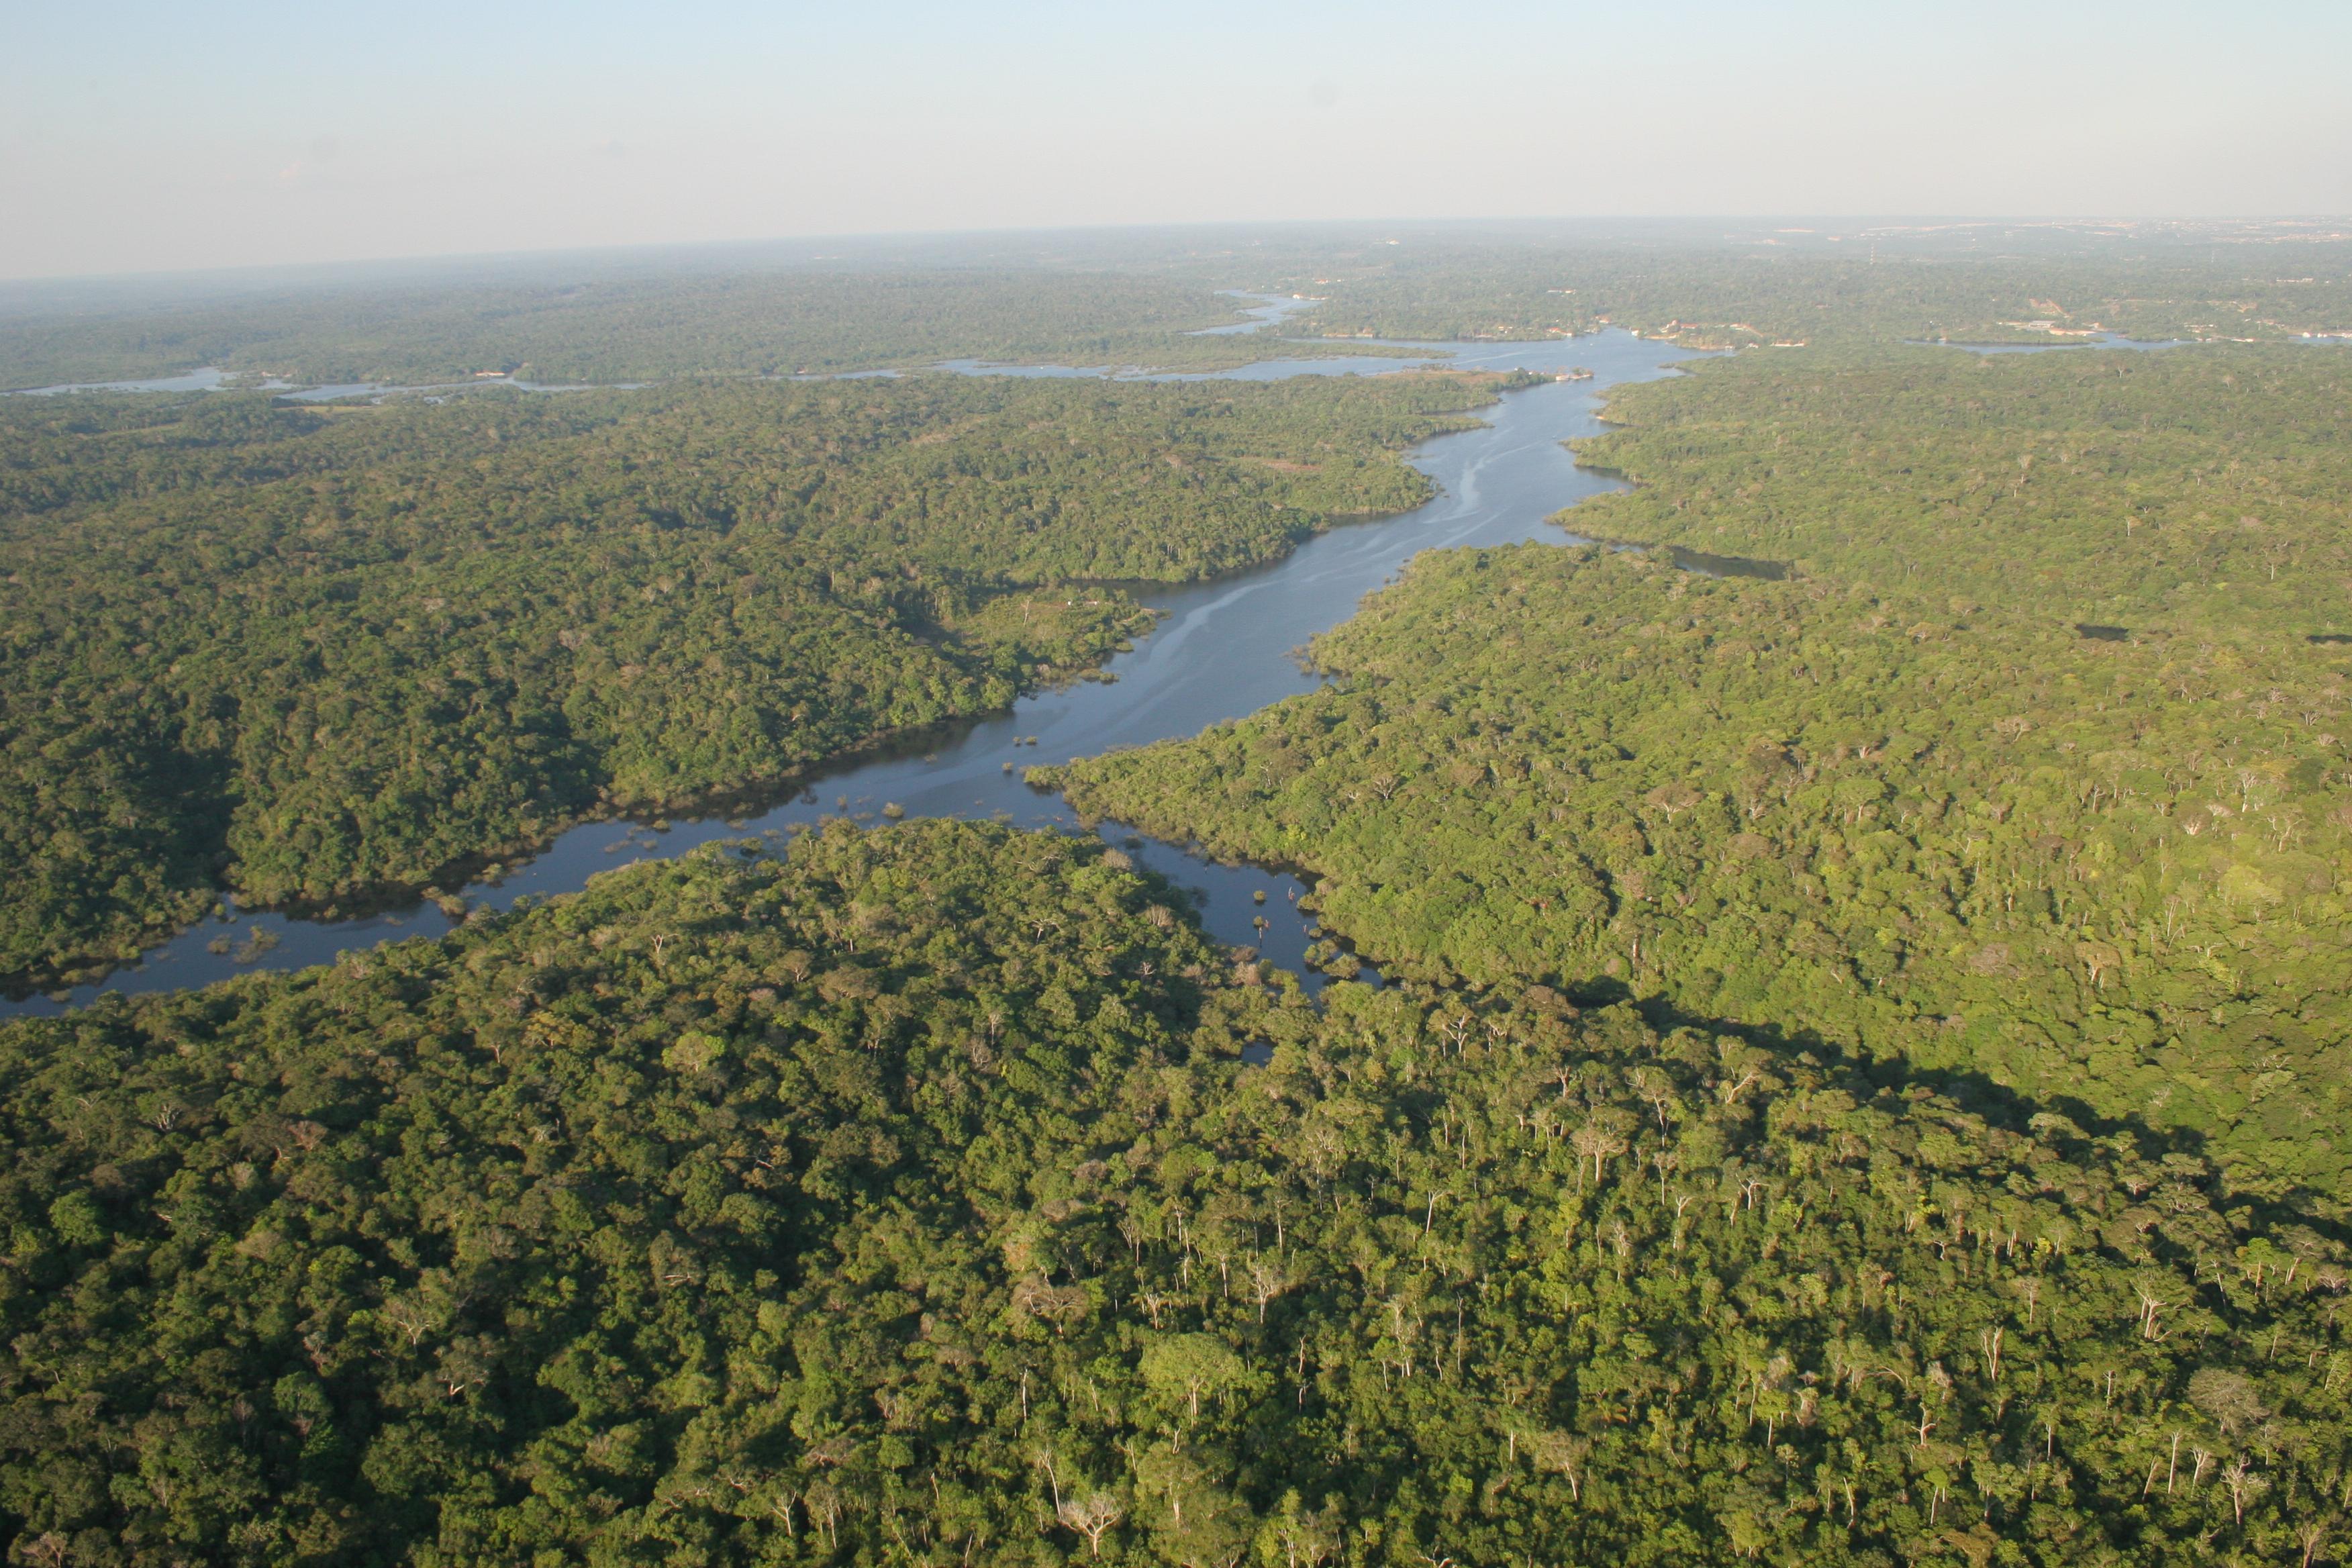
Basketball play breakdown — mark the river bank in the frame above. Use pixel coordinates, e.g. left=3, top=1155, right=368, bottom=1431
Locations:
left=1, top=328, right=1710, bottom=1018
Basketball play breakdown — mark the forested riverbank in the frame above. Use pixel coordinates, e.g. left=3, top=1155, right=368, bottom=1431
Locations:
left=1050, top=345, right=2352, bottom=1196
left=0, top=371, right=1504, bottom=992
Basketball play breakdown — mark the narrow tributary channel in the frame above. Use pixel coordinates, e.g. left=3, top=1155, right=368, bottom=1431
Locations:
left=5, top=328, right=1710, bottom=1016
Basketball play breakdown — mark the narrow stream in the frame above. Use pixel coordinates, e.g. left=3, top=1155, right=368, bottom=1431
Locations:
left=5, top=328, right=1710, bottom=1016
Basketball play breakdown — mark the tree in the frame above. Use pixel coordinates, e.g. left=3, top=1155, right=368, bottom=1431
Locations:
left=2189, top=1368, right=2268, bottom=1437
left=1569, top=1110, right=1634, bottom=1189
left=1142, top=1334, right=1249, bottom=1422
left=1057, top=1490, right=1124, bottom=1558
left=1526, top=1428, right=1591, bottom=1503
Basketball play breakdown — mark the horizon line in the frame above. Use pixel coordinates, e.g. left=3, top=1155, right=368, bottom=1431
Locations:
left=5, top=213, right=2344, bottom=295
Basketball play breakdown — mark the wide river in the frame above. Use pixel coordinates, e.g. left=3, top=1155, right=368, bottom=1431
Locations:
left=4, top=328, right=1710, bottom=1018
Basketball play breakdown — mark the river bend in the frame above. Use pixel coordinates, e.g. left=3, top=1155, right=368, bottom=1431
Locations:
left=5, top=329, right=1709, bottom=1016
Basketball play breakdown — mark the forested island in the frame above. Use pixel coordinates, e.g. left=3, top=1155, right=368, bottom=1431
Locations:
left=3, top=233, right=2350, bottom=1566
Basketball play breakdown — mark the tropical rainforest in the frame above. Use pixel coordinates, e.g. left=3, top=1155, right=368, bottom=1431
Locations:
left=3, top=822, right=2346, bottom=1567
left=0, top=370, right=1501, bottom=991
left=1052, top=343, right=2352, bottom=1195
left=4, top=236, right=2351, bottom=1567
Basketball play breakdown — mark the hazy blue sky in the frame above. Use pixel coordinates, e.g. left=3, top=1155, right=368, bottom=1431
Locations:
left=4, top=0, right=2347, bottom=280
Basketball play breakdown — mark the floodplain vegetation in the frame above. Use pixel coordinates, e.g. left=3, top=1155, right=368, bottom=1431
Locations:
left=2, top=823, right=2345, bottom=1567
left=0, top=371, right=1498, bottom=991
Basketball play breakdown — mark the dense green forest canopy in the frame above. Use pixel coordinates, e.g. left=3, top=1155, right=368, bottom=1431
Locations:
left=0, top=370, right=1499, bottom=991
left=1052, top=346, right=2352, bottom=1197
left=3, top=820, right=2345, bottom=1567
left=0, top=271, right=1383, bottom=391
left=1567, top=344, right=2352, bottom=640
left=1052, top=547, right=2352, bottom=1193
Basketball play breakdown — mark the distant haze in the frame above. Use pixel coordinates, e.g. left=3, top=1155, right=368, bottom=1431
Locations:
left=5, top=0, right=2349, bottom=281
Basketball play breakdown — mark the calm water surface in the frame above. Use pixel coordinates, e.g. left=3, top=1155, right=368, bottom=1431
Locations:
left=5, top=329, right=1708, bottom=1016
left=1189, top=290, right=1323, bottom=336
left=11, top=367, right=256, bottom=395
